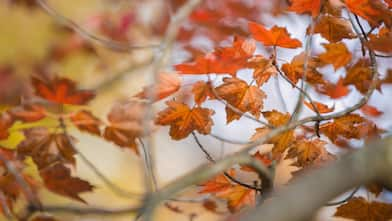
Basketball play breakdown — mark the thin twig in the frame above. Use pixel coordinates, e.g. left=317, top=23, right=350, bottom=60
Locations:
left=192, top=132, right=263, bottom=191
left=142, top=0, right=202, bottom=193
left=35, top=0, right=159, bottom=52
left=324, top=186, right=360, bottom=206
left=58, top=118, right=142, bottom=199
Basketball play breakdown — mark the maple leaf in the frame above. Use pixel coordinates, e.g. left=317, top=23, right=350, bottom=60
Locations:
left=367, top=27, right=392, bottom=54
left=0, top=148, right=37, bottom=213
left=134, top=72, right=181, bottom=102
left=252, top=110, right=295, bottom=158
left=315, top=77, right=350, bottom=99
left=312, top=15, right=356, bottom=42
left=175, top=37, right=255, bottom=76
left=360, top=104, right=383, bottom=117
left=199, top=170, right=256, bottom=212
left=216, top=185, right=256, bottom=213
left=288, top=0, right=323, bottom=17
left=286, top=139, right=327, bottom=168
left=199, top=170, right=235, bottom=194
left=319, top=42, right=352, bottom=70
left=8, top=104, right=46, bottom=123
left=344, top=59, right=379, bottom=94
left=281, top=52, right=327, bottom=86
left=320, top=114, right=383, bottom=144
left=17, top=127, right=77, bottom=169
left=155, top=101, right=214, bottom=140
left=70, top=110, right=101, bottom=136
left=304, top=101, right=334, bottom=114
left=104, top=101, right=149, bottom=153
left=0, top=112, right=13, bottom=140
left=192, top=81, right=215, bottom=105
left=346, top=0, right=392, bottom=28
left=248, top=22, right=302, bottom=48
left=214, top=36, right=256, bottom=66
left=32, top=76, right=95, bottom=105
left=216, top=77, right=266, bottom=123
left=334, top=197, right=392, bottom=221
left=175, top=54, right=226, bottom=75
left=247, top=56, right=277, bottom=86
left=40, top=163, right=93, bottom=203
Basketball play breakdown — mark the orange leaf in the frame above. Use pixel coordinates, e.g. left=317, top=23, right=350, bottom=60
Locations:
left=320, top=114, right=383, bottom=144
left=319, top=42, right=352, bottom=70
left=8, top=104, right=46, bottom=123
left=288, top=0, right=323, bottom=17
left=281, top=52, right=326, bottom=86
left=344, top=59, right=380, bottom=94
left=40, top=163, right=93, bottom=203
left=104, top=101, right=149, bottom=153
left=248, top=22, right=302, bottom=48
left=252, top=110, right=295, bottom=158
left=32, top=76, right=95, bottom=105
left=360, top=104, right=384, bottom=117
left=70, top=110, right=101, bottom=135
left=175, top=37, right=255, bottom=76
left=216, top=185, right=256, bottom=213
left=199, top=170, right=234, bottom=194
left=134, top=72, right=181, bottom=102
left=334, top=197, right=392, bottom=221
left=313, top=15, right=356, bottom=42
left=155, top=101, right=215, bottom=140
left=315, top=77, right=350, bottom=99
left=215, top=77, right=266, bottom=123
left=247, top=56, right=277, bottom=86
left=367, top=27, right=392, bottom=54
left=304, top=101, right=334, bottom=113
left=192, top=81, right=215, bottom=105
left=346, top=0, right=392, bottom=28
left=17, top=127, right=77, bottom=169
left=199, top=170, right=256, bottom=213
left=286, top=139, right=327, bottom=168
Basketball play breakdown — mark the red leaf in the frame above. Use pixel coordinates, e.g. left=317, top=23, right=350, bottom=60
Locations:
left=248, top=22, right=302, bottom=48
left=304, top=101, right=334, bottom=114
left=288, top=0, right=323, bottom=17
left=70, top=110, right=101, bottom=135
left=8, top=104, right=46, bottom=122
left=32, top=76, right=95, bottom=105
left=360, top=104, right=384, bottom=117
left=134, top=72, right=181, bottom=102
left=155, top=101, right=215, bottom=140
left=40, top=163, right=93, bottom=203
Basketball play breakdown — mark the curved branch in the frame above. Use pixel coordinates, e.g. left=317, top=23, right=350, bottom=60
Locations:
left=141, top=153, right=272, bottom=221
left=240, top=137, right=392, bottom=221
left=35, top=0, right=159, bottom=52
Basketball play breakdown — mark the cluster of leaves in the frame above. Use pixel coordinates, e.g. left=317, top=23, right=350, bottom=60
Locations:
left=136, top=0, right=392, bottom=217
left=1, top=0, right=392, bottom=221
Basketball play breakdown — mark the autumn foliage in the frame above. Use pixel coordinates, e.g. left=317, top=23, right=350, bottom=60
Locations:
left=1, top=0, right=392, bottom=221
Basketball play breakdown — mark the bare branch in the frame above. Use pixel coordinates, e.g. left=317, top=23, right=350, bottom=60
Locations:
left=35, top=0, right=159, bottom=52
left=240, top=136, right=392, bottom=221
left=142, top=0, right=202, bottom=192
left=141, top=153, right=272, bottom=221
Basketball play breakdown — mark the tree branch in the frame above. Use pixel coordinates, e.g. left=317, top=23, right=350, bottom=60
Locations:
left=240, top=136, right=392, bottom=221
